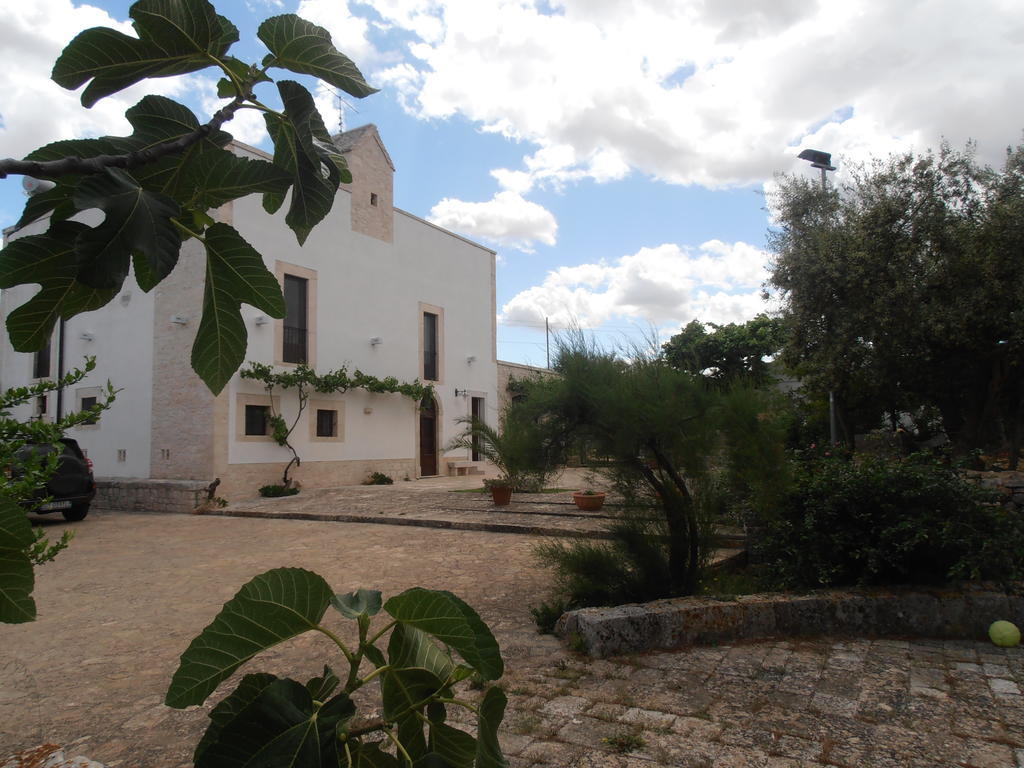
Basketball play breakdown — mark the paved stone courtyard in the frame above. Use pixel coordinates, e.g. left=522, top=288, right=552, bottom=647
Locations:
left=2, top=484, right=1023, bottom=767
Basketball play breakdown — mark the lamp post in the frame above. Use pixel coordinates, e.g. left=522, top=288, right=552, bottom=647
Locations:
left=797, top=148, right=839, bottom=446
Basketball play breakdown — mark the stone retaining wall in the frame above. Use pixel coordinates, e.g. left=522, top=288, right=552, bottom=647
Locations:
left=93, top=478, right=211, bottom=514
left=965, top=470, right=1024, bottom=511
left=556, top=587, right=1021, bottom=658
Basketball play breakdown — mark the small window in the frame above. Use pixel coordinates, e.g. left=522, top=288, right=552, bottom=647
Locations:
left=370, top=192, right=379, bottom=207
left=423, top=312, right=439, bottom=381
left=316, top=409, right=337, bottom=438
left=80, top=396, right=98, bottom=425
left=283, top=274, right=309, bottom=364
left=34, top=341, right=51, bottom=379
left=245, top=405, right=270, bottom=436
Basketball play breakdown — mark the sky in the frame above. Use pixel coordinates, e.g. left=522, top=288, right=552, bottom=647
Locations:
left=1, top=0, right=1022, bottom=367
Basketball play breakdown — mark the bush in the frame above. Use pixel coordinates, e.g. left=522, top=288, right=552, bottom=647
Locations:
left=258, top=484, right=300, bottom=498
left=363, top=471, right=394, bottom=485
left=759, top=455, right=1024, bottom=588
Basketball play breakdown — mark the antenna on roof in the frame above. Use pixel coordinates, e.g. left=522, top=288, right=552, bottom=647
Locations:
left=332, top=90, right=359, bottom=134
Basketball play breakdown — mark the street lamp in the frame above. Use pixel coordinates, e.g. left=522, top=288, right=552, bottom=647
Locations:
left=797, top=148, right=839, bottom=446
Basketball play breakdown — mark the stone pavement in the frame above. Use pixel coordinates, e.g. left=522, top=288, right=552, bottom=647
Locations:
left=3, top=506, right=1022, bottom=767
left=199, top=468, right=745, bottom=547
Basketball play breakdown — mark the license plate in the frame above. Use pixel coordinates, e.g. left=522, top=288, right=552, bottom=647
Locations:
left=39, top=500, right=72, bottom=511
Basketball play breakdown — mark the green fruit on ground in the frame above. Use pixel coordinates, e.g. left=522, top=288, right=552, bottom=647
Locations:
left=989, top=620, right=1021, bottom=648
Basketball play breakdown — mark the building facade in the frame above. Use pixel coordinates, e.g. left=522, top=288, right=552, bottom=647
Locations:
left=0, top=126, right=498, bottom=499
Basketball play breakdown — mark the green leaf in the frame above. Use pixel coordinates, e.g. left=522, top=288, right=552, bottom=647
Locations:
left=349, top=742, right=401, bottom=768
left=304, top=664, right=339, bottom=701
left=331, top=588, right=382, bottom=619
left=430, top=722, right=475, bottom=768
left=474, top=687, right=508, bottom=768
left=0, top=222, right=117, bottom=352
left=264, top=80, right=341, bottom=244
left=258, top=15, right=378, bottom=98
left=116, top=96, right=234, bottom=203
left=191, top=222, right=285, bottom=394
left=72, top=168, right=181, bottom=289
left=183, top=151, right=292, bottom=211
left=384, top=589, right=504, bottom=681
left=380, top=667, right=446, bottom=721
left=215, top=56, right=272, bottom=98
left=194, top=677, right=354, bottom=768
left=361, top=640, right=387, bottom=668
left=16, top=184, right=77, bottom=229
left=194, top=672, right=278, bottom=763
left=165, top=567, right=332, bottom=708
left=396, top=710, right=428, bottom=763
left=0, top=495, right=36, bottom=624
left=132, top=251, right=159, bottom=293
left=388, top=623, right=455, bottom=683
left=51, top=0, right=238, bottom=107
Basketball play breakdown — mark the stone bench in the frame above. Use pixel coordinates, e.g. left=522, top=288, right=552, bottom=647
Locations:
left=447, top=460, right=482, bottom=477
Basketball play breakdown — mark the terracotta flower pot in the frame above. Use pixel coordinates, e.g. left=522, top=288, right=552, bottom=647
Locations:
left=490, top=485, right=513, bottom=506
left=572, top=491, right=606, bottom=511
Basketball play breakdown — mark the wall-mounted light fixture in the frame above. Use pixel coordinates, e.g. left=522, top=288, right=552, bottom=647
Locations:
left=454, top=388, right=469, bottom=397
left=369, top=336, right=383, bottom=346
left=466, top=355, right=476, bottom=364
left=170, top=315, right=188, bottom=325
left=254, top=315, right=269, bottom=326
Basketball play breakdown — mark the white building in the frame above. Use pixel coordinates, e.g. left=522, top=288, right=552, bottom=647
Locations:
left=0, top=125, right=498, bottom=501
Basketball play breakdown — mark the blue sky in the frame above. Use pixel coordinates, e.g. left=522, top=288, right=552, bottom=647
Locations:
left=2, top=0, right=1022, bottom=366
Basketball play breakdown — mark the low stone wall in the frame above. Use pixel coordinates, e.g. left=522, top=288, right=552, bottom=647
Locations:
left=556, top=587, right=1021, bottom=658
left=94, top=477, right=211, bottom=514
left=965, top=470, right=1024, bottom=511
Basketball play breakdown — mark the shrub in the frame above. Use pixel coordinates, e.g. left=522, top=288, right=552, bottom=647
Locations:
left=363, top=471, right=394, bottom=485
left=259, top=484, right=300, bottom=498
left=530, top=599, right=570, bottom=634
left=759, top=455, right=1024, bottom=588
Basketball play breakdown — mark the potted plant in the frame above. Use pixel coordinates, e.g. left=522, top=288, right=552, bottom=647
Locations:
left=572, top=489, right=606, bottom=511
left=483, top=477, right=514, bottom=506
left=446, top=410, right=557, bottom=495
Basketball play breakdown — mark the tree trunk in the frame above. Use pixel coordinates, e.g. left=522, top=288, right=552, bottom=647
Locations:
left=646, top=444, right=701, bottom=595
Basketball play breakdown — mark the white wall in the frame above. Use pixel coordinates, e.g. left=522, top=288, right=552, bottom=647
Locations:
left=0, top=216, right=156, bottom=478
left=225, top=180, right=498, bottom=470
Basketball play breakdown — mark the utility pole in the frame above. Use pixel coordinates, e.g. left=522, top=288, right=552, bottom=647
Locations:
left=545, top=317, right=550, bottom=369
left=797, top=148, right=839, bottom=445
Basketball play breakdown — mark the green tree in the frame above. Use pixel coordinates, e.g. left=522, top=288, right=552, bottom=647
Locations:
left=768, top=139, right=1024, bottom=463
left=524, top=333, right=787, bottom=599
left=0, top=358, right=116, bottom=623
left=447, top=409, right=559, bottom=493
left=0, top=0, right=377, bottom=394
left=662, top=314, right=786, bottom=387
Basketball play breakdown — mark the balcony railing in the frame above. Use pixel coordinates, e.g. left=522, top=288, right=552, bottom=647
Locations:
left=283, top=325, right=308, bottom=364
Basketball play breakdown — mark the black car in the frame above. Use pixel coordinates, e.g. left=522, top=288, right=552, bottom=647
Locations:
left=14, top=438, right=96, bottom=521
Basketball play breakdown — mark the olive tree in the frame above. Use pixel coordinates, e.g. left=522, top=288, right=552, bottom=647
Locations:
left=768, top=140, right=1024, bottom=463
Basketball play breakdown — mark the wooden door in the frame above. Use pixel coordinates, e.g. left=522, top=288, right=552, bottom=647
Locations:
left=419, top=396, right=438, bottom=476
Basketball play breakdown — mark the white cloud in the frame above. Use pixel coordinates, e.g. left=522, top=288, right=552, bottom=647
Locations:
left=0, top=0, right=194, bottom=163
left=500, top=240, right=773, bottom=329
left=374, top=0, right=1024, bottom=191
left=296, top=0, right=379, bottom=68
left=428, top=191, right=558, bottom=251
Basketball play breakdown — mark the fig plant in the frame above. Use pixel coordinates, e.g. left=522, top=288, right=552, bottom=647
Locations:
left=0, top=0, right=378, bottom=394
left=165, top=568, right=508, bottom=767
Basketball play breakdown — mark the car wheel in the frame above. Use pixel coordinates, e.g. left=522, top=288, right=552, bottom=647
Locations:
left=62, top=504, right=89, bottom=522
